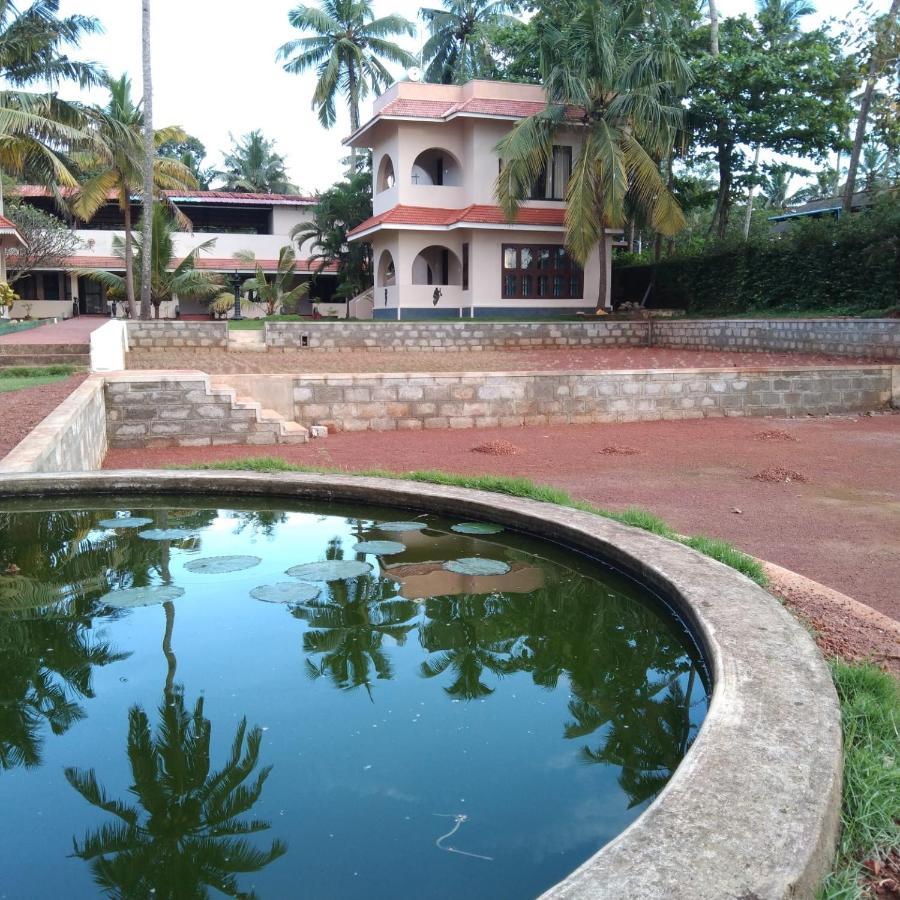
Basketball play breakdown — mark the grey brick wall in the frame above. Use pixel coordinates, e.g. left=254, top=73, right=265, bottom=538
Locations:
left=126, top=321, right=227, bottom=349
left=265, top=320, right=650, bottom=351
left=105, top=374, right=282, bottom=448
left=292, top=366, right=895, bottom=431
left=652, top=319, right=900, bottom=361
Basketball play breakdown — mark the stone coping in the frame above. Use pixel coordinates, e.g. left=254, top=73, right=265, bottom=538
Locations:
left=0, top=471, right=842, bottom=899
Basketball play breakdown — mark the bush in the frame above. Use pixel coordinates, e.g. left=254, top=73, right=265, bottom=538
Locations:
left=613, top=198, right=899, bottom=316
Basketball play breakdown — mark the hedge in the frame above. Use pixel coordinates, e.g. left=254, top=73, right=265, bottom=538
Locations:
left=612, top=198, right=899, bottom=316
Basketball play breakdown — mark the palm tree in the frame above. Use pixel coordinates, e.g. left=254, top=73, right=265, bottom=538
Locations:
left=83, top=203, right=222, bottom=319
left=235, top=245, right=310, bottom=316
left=65, top=693, right=287, bottom=897
left=216, top=130, right=296, bottom=194
left=495, top=0, right=691, bottom=310
left=420, top=0, right=519, bottom=84
left=140, top=0, right=155, bottom=320
left=756, top=0, right=815, bottom=45
left=72, top=76, right=196, bottom=319
left=277, top=0, right=416, bottom=136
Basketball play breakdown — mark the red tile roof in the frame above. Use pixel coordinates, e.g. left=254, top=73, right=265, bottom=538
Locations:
left=11, top=186, right=316, bottom=205
left=347, top=204, right=567, bottom=237
left=0, top=214, right=27, bottom=246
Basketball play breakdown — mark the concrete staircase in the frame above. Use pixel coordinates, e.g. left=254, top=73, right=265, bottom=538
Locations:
left=215, top=386, right=309, bottom=445
left=0, top=342, right=91, bottom=368
left=227, top=329, right=266, bottom=352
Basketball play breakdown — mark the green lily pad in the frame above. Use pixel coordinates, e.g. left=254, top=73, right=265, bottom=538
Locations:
left=138, top=528, right=194, bottom=541
left=250, top=582, right=321, bottom=604
left=98, top=517, right=153, bottom=529
left=99, top=585, right=185, bottom=609
left=353, top=540, right=406, bottom=555
left=376, top=521, right=428, bottom=533
left=184, top=555, right=261, bottom=575
left=450, top=522, right=505, bottom=535
left=443, top=558, right=511, bottom=576
left=285, top=560, right=373, bottom=581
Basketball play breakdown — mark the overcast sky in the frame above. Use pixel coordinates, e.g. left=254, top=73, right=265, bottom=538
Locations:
left=50, top=0, right=881, bottom=194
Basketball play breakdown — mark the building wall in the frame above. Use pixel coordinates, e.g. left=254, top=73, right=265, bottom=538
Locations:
left=291, top=366, right=895, bottom=432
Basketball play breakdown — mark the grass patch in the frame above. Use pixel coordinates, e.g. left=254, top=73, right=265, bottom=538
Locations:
left=0, top=319, right=45, bottom=337
left=819, top=661, right=900, bottom=899
left=0, top=364, right=78, bottom=393
left=178, top=456, right=767, bottom=586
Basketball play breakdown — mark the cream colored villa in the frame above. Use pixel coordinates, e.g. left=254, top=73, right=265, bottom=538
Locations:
left=346, top=79, right=619, bottom=320
left=5, top=188, right=336, bottom=319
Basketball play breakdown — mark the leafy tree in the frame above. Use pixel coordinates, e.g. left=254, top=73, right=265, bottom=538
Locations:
left=158, top=134, right=214, bottom=189
left=235, top=245, right=311, bottom=316
left=66, top=692, right=287, bottom=897
left=291, top=165, right=373, bottom=297
left=420, top=0, right=519, bottom=84
left=216, top=130, right=296, bottom=194
left=495, top=0, right=691, bottom=310
left=4, top=201, right=81, bottom=283
left=72, top=75, right=197, bottom=319
left=84, top=203, right=222, bottom=319
left=276, top=0, right=416, bottom=136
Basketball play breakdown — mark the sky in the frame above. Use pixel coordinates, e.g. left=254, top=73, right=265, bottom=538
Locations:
left=49, top=0, right=881, bottom=194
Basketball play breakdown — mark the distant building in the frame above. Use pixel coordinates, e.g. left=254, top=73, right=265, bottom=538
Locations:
left=768, top=190, right=879, bottom=234
left=6, top=187, right=337, bottom=319
left=345, top=79, right=622, bottom=319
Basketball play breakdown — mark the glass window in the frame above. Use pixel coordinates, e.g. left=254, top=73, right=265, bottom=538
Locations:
left=520, top=247, right=533, bottom=269
left=503, top=248, right=517, bottom=269
left=504, top=274, right=517, bottom=297
left=42, top=273, right=60, bottom=301
left=501, top=245, right=583, bottom=300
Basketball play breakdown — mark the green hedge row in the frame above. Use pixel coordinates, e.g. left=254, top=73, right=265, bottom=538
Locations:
left=613, top=200, right=899, bottom=316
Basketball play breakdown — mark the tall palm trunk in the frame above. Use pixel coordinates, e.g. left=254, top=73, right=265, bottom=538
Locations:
left=596, top=230, right=609, bottom=312
left=122, top=200, right=138, bottom=318
left=742, top=144, right=761, bottom=240
left=709, top=0, right=719, bottom=55
left=139, top=0, right=154, bottom=320
left=347, top=57, right=359, bottom=171
left=842, top=0, right=899, bottom=212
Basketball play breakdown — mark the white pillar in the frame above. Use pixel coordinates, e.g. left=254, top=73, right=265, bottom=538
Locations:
left=69, top=273, right=79, bottom=318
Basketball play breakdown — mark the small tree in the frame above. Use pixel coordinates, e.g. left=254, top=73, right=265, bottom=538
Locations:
left=235, top=246, right=310, bottom=316
left=5, top=204, right=81, bottom=284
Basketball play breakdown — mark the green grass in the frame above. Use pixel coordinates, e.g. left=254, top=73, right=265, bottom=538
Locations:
left=0, top=319, right=45, bottom=337
left=819, top=661, right=900, bottom=899
left=177, top=456, right=767, bottom=586
left=0, top=364, right=79, bottom=393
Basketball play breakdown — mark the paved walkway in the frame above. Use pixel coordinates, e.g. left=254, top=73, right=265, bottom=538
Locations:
left=0, top=317, right=107, bottom=345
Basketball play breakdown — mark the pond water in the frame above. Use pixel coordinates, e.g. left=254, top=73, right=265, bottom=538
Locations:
left=0, top=497, right=709, bottom=899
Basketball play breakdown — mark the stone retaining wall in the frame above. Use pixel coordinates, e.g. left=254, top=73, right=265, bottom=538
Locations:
left=652, top=318, right=900, bottom=361
left=291, top=366, right=895, bottom=431
left=265, top=320, right=649, bottom=351
left=104, top=373, right=285, bottom=449
left=127, top=321, right=227, bottom=349
left=0, top=377, right=107, bottom=473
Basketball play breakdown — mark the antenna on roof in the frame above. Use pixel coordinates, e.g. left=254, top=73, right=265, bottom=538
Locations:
left=407, top=66, right=422, bottom=82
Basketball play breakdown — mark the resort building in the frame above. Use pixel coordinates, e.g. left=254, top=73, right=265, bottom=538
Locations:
left=346, top=79, right=620, bottom=320
left=5, top=187, right=336, bottom=319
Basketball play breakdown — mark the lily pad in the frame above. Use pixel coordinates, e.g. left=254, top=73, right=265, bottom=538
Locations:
left=285, top=560, right=373, bottom=581
left=450, top=522, right=505, bottom=536
left=376, top=521, right=428, bottom=533
left=137, top=528, right=195, bottom=541
left=184, top=555, right=261, bottom=575
left=99, top=585, right=185, bottom=609
left=250, top=582, right=320, bottom=605
left=98, top=517, right=153, bottom=529
left=443, top=558, right=511, bottom=576
left=353, top=540, right=406, bottom=555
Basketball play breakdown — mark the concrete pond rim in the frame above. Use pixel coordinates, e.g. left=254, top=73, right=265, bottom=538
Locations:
left=0, top=470, right=842, bottom=899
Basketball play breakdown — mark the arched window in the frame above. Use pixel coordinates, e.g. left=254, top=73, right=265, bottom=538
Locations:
left=376, top=154, right=395, bottom=193
left=410, top=148, right=461, bottom=187
left=411, top=246, right=462, bottom=285
left=377, top=249, right=396, bottom=286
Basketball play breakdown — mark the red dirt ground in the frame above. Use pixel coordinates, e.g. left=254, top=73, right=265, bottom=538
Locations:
left=104, top=412, right=900, bottom=622
left=0, top=373, right=87, bottom=457
left=124, top=345, right=892, bottom=373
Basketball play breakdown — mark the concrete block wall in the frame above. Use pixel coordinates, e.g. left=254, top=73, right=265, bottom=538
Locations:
left=291, top=366, right=895, bottom=432
left=104, top=373, right=288, bottom=449
left=265, top=320, right=650, bottom=351
left=127, top=321, right=228, bottom=349
left=652, top=319, right=900, bottom=361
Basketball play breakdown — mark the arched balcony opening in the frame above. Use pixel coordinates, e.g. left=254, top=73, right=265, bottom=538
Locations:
left=376, top=249, right=396, bottom=286
left=411, top=246, right=462, bottom=286
left=410, top=148, right=462, bottom=187
left=376, top=154, right=395, bottom=193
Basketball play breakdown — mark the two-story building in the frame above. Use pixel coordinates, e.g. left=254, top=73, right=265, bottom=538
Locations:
left=346, top=79, right=620, bottom=320
left=6, top=187, right=336, bottom=319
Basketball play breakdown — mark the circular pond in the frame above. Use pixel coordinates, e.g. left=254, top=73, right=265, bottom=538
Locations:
left=0, top=496, right=709, bottom=899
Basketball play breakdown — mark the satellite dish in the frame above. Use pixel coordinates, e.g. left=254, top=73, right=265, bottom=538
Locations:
left=407, top=66, right=422, bottom=82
